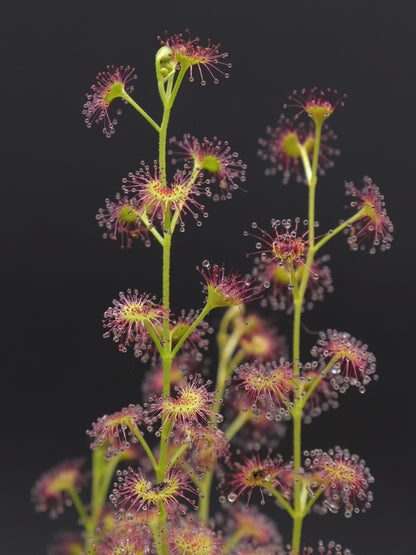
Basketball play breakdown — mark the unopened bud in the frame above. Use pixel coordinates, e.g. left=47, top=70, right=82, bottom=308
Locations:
left=156, top=46, right=176, bottom=78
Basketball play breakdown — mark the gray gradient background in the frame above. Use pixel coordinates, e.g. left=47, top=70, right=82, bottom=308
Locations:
left=1, top=1, right=414, bottom=553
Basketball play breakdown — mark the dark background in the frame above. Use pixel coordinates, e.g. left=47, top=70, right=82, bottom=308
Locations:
left=2, top=1, right=414, bottom=553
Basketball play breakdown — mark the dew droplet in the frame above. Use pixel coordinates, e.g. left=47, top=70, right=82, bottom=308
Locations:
left=329, top=365, right=341, bottom=375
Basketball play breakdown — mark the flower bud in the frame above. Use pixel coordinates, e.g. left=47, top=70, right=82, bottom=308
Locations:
left=156, top=45, right=176, bottom=78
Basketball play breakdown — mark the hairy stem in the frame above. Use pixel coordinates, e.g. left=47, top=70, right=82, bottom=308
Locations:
left=290, top=120, right=322, bottom=553
left=138, top=210, right=164, bottom=245
left=154, top=64, right=187, bottom=554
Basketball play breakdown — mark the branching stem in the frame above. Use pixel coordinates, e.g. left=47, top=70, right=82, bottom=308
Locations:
left=67, top=487, right=90, bottom=531
left=131, top=426, right=159, bottom=474
left=290, top=120, right=322, bottom=554
left=123, top=93, right=161, bottom=133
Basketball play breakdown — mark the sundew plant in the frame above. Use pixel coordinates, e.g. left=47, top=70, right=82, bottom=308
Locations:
left=32, top=30, right=393, bottom=555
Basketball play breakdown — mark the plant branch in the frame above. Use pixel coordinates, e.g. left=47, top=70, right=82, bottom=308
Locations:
left=264, top=484, right=296, bottom=518
left=123, top=93, right=161, bottom=133
left=138, top=211, right=164, bottom=246
left=67, top=487, right=90, bottom=531
left=313, top=209, right=365, bottom=253
left=131, top=426, right=159, bottom=474
left=171, top=304, right=211, bottom=358
left=300, top=355, right=339, bottom=408
left=225, top=410, right=250, bottom=441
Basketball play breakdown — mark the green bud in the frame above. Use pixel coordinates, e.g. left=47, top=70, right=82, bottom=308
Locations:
left=156, top=46, right=176, bottom=78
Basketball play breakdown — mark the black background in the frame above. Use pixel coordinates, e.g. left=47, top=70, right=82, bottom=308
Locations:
left=2, top=1, right=415, bottom=553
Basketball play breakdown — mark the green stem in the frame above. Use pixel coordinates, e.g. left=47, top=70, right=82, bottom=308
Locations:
left=218, top=306, right=242, bottom=339
left=67, top=487, right=90, bottom=531
left=167, top=64, right=189, bottom=109
left=91, top=457, right=118, bottom=528
left=224, top=529, right=245, bottom=553
left=171, top=304, right=211, bottom=358
left=131, top=426, right=159, bottom=474
left=302, top=486, right=325, bottom=517
left=91, top=447, right=105, bottom=518
left=161, top=352, right=172, bottom=397
left=138, top=210, right=164, bottom=246
left=155, top=83, right=179, bottom=548
left=157, top=65, right=188, bottom=185
left=307, top=183, right=317, bottom=248
left=199, top=472, right=214, bottom=525
left=225, top=410, right=249, bottom=441
left=310, top=121, right=322, bottom=187
left=290, top=264, right=300, bottom=299
left=169, top=208, right=181, bottom=235
left=162, top=228, right=172, bottom=336
left=159, top=112, right=171, bottom=185
left=292, top=298, right=302, bottom=375
left=153, top=64, right=189, bottom=554
left=186, top=164, right=202, bottom=187
left=157, top=418, right=174, bottom=482
left=150, top=524, right=164, bottom=555
left=300, top=355, right=339, bottom=408
left=289, top=120, right=323, bottom=554
left=157, top=79, right=167, bottom=104
left=264, top=484, right=296, bottom=518
left=291, top=515, right=304, bottom=554
left=166, top=443, right=189, bottom=470
left=145, top=322, right=164, bottom=357
left=123, top=93, right=161, bottom=133
left=156, top=503, right=168, bottom=555
left=156, top=413, right=173, bottom=555
left=292, top=409, right=302, bottom=471
left=313, top=209, right=365, bottom=253
left=298, top=144, right=312, bottom=183
left=199, top=307, right=246, bottom=523
left=228, top=349, right=246, bottom=372
left=291, top=407, right=303, bottom=552
left=212, top=326, right=245, bottom=417
left=165, top=72, right=174, bottom=99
